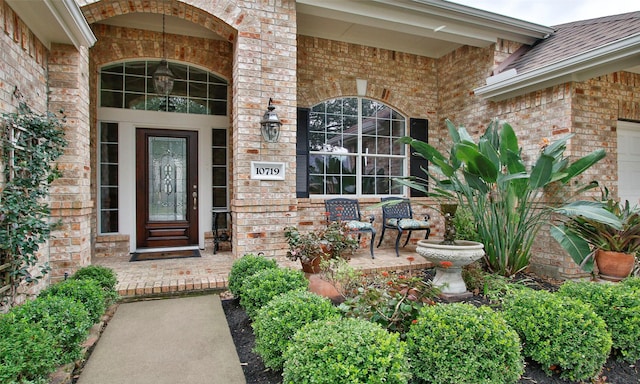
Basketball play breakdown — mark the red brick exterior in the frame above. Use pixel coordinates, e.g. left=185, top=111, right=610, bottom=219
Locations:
left=0, top=0, right=638, bottom=286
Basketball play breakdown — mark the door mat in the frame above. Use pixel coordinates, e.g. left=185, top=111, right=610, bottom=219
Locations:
left=129, top=249, right=201, bottom=262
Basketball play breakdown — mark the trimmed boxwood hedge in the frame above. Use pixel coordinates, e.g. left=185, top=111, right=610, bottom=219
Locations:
left=502, top=289, right=612, bottom=381
left=9, top=295, right=92, bottom=364
left=39, top=278, right=106, bottom=323
left=239, top=267, right=308, bottom=319
left=0, top=313, right=59, bottom=383
left=406, top=302, right=524, bottom=384
left=253, top=290, right=339, bottom=370
left=228, top=253, right=278, bottom=298
left=282, top=317, right=410, bottom=384
left=557, top=280, right=640, bottom=362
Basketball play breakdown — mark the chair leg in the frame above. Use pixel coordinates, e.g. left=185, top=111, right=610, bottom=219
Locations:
left=402, top=230, right=412, bottom=248
left=369, top=232, right=376, bottom=259
left=376, top=227, right=386, bottom=248
left=394, top=230, right=402, bottom=257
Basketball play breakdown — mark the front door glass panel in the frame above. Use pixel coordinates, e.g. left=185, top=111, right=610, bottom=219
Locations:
left=148, top=137, right=187, bottom=221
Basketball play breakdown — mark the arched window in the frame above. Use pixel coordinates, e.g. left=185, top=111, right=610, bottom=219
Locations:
left=307, top=97, right=407, bottom=196
left=100, top=61, right=228, bottom=115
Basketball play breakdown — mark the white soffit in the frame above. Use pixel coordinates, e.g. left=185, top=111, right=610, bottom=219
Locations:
left=6, top=0, right=96, bottom=49
left=475, top=34, right=640, bottom=101
left=296, top=0, right=553, bottom=58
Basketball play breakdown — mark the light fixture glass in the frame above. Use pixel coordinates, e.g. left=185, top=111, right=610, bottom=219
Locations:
left=152, top=10, right=175, bottom=96
left=260, top=98, right=282, bottom=143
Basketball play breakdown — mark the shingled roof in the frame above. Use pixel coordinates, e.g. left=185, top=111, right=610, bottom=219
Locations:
left=506, top=11, right=640, bottom=75
left=475, top=11, right=640, bottom=100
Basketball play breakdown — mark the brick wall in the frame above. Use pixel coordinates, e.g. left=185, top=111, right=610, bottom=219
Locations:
left=82, top=0, right=299, bottom=259
left=0, top=0, right=51, bottom=303
left=0, top=0, right=48, bottom=114
left=48, top=43, right=94, bottom=282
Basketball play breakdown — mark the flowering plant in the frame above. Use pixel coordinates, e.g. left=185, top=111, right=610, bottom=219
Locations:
left=284, top=220, right=358, bottom=264
left=329, top=264, right=439, bottom=335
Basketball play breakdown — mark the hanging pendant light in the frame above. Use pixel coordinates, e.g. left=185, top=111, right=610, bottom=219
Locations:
left=153, top=7, right=175, bottom=96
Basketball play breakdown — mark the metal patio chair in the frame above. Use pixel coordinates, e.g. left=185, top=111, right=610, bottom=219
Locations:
left=377, top=197, right=430, bottom=257
left=324, top=198, right=376, bottom=258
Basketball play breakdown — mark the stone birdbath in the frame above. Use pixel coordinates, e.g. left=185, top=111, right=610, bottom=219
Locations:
left=416, top=204, right=484, bottom=299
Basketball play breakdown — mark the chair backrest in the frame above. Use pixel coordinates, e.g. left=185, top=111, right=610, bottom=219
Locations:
left=325, top=198, right=362, bottom=222
left=380, top=197, right=413, bottom=220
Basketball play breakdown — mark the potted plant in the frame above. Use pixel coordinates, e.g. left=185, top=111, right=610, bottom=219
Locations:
left=284, top=221, right=358, bottom=273
left=552, top=189, right=640, bottom=281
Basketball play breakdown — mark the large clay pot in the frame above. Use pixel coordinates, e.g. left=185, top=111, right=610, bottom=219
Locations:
left=300, top=256, right=322, bottom=274
left=595, top=249, right=636, bottom=282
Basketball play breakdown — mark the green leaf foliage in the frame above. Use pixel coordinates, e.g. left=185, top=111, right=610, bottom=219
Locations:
left=502, top=289, right=612, bottom=381
left=400, top=118, right=606, bottom=276
left=71, top=265, right=119, bottom=306
left=282, top=317, right=411, bottom=384
left=406, top=303, right=523, bottom=384
left=558, top=281, right=640, bottom=362
left=39, top=279, right=106, bottom=323
left=227, top=253, right=278, bottom=297
left=1, top=103, right=67, bottom=307
left=252, top=290, right=339, bottom=370
left=9, top=295, right=92, bottom=364
left=0, top=312, right=59, bottom=383
left=239, top=267, right=308, bottom=319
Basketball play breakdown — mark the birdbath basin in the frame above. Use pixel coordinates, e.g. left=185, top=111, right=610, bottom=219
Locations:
left=416, top=239, right=484, bottom=297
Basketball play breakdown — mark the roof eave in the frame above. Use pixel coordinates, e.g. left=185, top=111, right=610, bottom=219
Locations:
left=400, top=0, right=555, bottom=41
left=474, top=34, right=640, bottom=101
left=6, top=0, right=96, bottom=50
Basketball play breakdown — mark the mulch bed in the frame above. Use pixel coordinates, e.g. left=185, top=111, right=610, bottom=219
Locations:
left=222, top=271, right=640, bottom=384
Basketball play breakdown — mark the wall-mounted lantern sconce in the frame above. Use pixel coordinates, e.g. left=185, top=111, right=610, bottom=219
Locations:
left=260, top=98, right=282, bottom=143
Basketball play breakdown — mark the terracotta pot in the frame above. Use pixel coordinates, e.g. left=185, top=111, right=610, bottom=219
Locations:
left=300, top=256, right=322, bottom=274
left=595, top=249, right=636, bottom=282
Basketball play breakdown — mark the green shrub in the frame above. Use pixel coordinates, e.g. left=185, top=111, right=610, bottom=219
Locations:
left=253, top=290, right=339, bottom=370
left=228, top=253, right=278, bottom=298
left=239, top=267, right=308, bottom=319
left=40, top=279, right=106, bottom=323
left=0, top=313, right=59, bottom=383
left=406, top=303, right=523, bottom=384
left=282, top=317, right=410, bottom=384
left=621, top=276, right=640, bottom=291
left=71, top=265, right=119, bottom=305
left=558, top=281, right=640, bottom=362
left=502, top=289, right=612, bottom=381
left=10, top=295, right=92, bottom=364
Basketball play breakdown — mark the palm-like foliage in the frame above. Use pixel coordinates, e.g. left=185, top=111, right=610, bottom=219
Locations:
left=551, top=190, right=640, bottom=272
left=398, top=119, right=607, bottom=276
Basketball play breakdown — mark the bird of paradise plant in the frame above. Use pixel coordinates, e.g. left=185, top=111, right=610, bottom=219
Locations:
left=398, top=118, right=609, bottom=276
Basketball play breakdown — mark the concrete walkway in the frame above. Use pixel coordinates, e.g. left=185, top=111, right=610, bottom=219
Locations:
left=77, top=294, right=246, bottom=384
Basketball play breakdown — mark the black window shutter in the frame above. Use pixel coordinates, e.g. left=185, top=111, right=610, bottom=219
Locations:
left=296, top=108, right=310, bottom=198
left=409, top=118, right=428, bottom=197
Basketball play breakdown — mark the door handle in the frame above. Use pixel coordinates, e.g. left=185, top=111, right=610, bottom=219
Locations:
left=192, top=191, right=197, bottom=210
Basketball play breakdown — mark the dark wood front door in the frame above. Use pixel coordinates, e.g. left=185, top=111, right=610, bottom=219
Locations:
left=136, top=129, right=198, bottom=248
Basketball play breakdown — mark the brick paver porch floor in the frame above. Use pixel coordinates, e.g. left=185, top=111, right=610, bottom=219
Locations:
left=93, top=244, right=433, bottom=299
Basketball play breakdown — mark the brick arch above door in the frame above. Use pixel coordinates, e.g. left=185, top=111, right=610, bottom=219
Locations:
left=78, top=0, right=261, bottom=43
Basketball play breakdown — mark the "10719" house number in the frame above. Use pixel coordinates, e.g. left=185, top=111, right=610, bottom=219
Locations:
left=250, top=161, right=286, bottom=180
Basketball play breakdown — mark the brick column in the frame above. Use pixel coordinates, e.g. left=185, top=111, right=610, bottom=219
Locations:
left=47, top=43, right=93, bottom=281
left=231, top=0, right=298, bottom=258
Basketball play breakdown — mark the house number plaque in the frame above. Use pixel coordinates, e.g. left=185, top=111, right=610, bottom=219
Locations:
left=250, top=161, right=286, bottom=180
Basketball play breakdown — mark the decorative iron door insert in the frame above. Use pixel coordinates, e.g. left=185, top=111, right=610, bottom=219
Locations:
left=136, top=129, right=198, bottom=248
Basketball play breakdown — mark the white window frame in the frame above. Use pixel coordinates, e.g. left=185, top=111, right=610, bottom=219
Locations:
left=308, top=97, right=408, bottom=197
